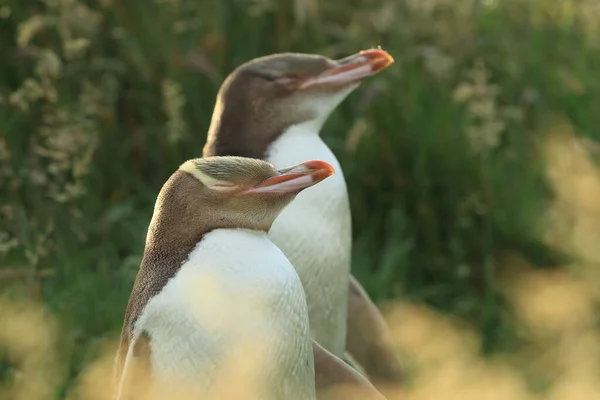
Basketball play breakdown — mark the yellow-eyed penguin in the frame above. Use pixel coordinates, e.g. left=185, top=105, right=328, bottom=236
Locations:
left=202, top=49, right=403, bottom=386
left=113, top=156, right=385, bottom=400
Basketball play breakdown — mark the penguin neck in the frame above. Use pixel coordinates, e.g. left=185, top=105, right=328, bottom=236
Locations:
left=204, top=84, right=358, bottom=161
left=265, top=120, right=339, bottom=172
left=263, top=84, right=358, bottom=166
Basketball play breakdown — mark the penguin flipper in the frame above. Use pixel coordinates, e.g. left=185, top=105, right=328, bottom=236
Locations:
left=345, top=275, right=403, bottom=384
left=114, top=331, right=152, bottom=400
left=312, top=340, right=387, bottom=400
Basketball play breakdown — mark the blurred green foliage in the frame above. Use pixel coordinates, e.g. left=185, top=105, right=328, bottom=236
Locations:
left=1, top=0, right=600, bottom=396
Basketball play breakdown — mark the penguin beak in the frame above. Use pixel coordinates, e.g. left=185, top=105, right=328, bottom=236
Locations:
left=298, top=48, right=394, bottom=89
left=241, top=160, right=335, bottom=195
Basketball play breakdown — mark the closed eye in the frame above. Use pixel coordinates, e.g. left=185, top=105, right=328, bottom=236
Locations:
left=274, top=76, right=297, bottom=86
left=251, top=70, right=298, bottom=84
left=207, top=181, right=239, bottom=192
left=248, top=70, right=278, bottom=82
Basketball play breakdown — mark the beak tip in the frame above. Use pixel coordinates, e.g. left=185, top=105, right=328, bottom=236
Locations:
left=311, top=160, right=335, bottom=184
left=304, top=159, right=335, bottom=173
left=297, top=159, right=336, bottom=184
left=361, top=48, right=395, bottom=71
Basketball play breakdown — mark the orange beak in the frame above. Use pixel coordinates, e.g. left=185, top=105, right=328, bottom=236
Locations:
left=240, top=160, right=335, bottom=195
left=298, top=48, right=394, bottom=89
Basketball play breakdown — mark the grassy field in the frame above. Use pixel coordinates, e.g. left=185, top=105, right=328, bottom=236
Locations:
left=2, top=0, right=600, bottom=398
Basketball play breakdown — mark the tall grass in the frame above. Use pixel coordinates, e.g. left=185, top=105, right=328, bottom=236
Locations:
left=1, top=0, right=600, bottom=398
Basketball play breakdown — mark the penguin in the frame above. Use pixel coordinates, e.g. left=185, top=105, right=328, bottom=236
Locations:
left=114, top=156, right=386, bottom=400
left=202, top=49, right=403, bottom=385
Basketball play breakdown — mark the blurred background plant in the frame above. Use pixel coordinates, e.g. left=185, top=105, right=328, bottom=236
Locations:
left=1, top=0, right=600, bottom=398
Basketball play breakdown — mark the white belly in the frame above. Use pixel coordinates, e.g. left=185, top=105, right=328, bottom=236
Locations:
left=134, top=229, right=316, bottom=400
left=266, top=126, right=352, bottom=357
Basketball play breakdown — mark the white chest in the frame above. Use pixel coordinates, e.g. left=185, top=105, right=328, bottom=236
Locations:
left=134, top=229, right=315, bottom=400
left=266, top=124, right=352, bottom=357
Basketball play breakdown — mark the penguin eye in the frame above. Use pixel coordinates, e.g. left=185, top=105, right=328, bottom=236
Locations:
left=187, top=165, right=239, bottom=192
left=272, top=75, right=302, bottom=91
left=274, top=76, right=296, bottom=85
left=249, top=70, right=278, bottom=82
left=250, top=69, right=299, bottom=88
left=207, top=181, right=239, bottom=192
left=259, top=73, right=277, bottom=82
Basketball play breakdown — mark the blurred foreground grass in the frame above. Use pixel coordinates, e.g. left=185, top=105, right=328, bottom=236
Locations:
left=1, top=0, right=600, bottom=398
